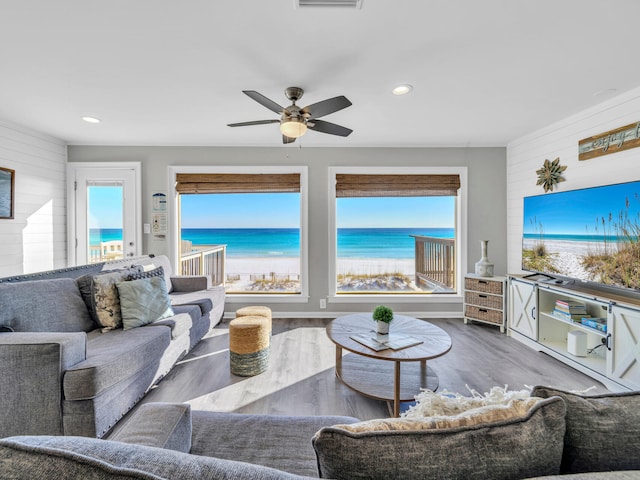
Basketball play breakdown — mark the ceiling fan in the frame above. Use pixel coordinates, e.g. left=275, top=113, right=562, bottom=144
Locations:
left=227, top=87, right=353, bottom=144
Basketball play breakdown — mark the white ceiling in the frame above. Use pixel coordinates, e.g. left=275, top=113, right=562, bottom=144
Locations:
left=0, top=0, right=639, bottom=147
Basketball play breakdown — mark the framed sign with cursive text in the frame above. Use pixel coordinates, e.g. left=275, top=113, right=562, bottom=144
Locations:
left=578, top=121, right=640, bottom=161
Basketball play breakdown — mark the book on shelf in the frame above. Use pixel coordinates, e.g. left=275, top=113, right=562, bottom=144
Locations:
left=349, top=333, right=424, bottom=352
left=554, top=301, right=587, bottom=315
left=580, top=318, right=607, bottom=332
left=552, top=309, right=589, bottom=322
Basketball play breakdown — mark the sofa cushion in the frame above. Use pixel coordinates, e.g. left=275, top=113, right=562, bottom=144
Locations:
left=107, top=403, right=192, bottom=453
left=116, top=277, right=174, bottom=330
left=170, top=288, right=223, bottom=311
left=149, top=306, right=199, bottom=340
left=190, top=411, right=360, bottom=477
left=312, top=396, right=566, bottom=480
left=0, top=278, right=94, bottom=332
left=63, top=326, right=170, bottom=401
left=135, top=255, right=173, bottom=292
left=532, top=386, right=640, bottom=474
left=173, top=297, right=213, bottom=315
left=0, top=436, right=310, bottom=480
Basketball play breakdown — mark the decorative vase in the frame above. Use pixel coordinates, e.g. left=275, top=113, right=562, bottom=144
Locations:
left=474, top=240, right=494, bottom=277
left=376, top=321, right=389, bottom=335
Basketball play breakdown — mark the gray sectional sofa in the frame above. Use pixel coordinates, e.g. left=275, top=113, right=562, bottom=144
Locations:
left=2, top=389, right=640, bottom=480
left=0, top=254, right=225, bottom=439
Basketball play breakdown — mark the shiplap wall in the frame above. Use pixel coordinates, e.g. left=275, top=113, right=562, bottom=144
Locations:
left=0, top=119, right=67, bottom=277
left=506, top=86, right=640, bottom=274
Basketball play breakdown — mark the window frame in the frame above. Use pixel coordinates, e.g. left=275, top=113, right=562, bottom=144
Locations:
left=168, top=165, right=309, bottom=303
left=327, top=166, right=467, bottom=303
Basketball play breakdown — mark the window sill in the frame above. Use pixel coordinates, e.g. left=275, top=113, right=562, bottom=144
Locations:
left=328, top=294, right=462, bottom=304
left=226, top=294, right=310, bottom=304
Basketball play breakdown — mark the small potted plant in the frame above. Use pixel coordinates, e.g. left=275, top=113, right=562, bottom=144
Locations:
left=373, top=305, right=393, bottom=335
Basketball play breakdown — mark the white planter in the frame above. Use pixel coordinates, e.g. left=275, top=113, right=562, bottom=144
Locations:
left=376, top=321, right=390, bottom=335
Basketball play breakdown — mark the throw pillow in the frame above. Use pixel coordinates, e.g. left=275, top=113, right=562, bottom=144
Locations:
left=312, top=396, right=566, bottom=480
left=128, top=266, right=164, bottom=281
left=402, top=384, right=532, bottom=418
left=532, top=386, right=640, bottom=474
left=116, top=277, right=174, bottom=330
left=77, top=267, right=142, bottom=330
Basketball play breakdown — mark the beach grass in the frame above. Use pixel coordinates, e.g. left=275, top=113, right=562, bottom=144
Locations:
left=337, top=271, right=417, bottom=292
left=581, top=197, right=640, bottom=289
left=522, top=217, right=560, bottom=273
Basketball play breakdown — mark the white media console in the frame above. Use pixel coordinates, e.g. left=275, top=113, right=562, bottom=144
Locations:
left=509, top=274, right=640, bottom=391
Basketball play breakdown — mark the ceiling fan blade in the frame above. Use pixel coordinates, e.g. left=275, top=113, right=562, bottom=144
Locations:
left=301, top=95, right=351, bottom=119
left=307, top=119, right=353, bottom=137
left=227, top=120, right=280, bottom=127
left=282, top=135, right=296, bottom=144
left=243, top=90, right=287, bottom=114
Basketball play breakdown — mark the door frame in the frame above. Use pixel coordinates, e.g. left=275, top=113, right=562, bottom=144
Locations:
left=67, top=162, right=142, bottom=266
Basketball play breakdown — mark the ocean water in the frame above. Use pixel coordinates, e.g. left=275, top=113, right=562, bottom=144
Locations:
left=90, top=228, right=124, bottom=244
left=182, top=227, right=454, bottom=258
left=522, top=233, right=633, bottom=243
left=90, top=227, right=456, bottom=258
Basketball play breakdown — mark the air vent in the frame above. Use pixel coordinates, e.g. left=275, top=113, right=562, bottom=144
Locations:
left=296, top=0, right=363, bottom=8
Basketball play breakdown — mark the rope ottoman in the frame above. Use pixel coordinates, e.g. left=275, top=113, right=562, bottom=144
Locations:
left=229, top=315, right=270, bottom=376
left=235, top=306, right=272, bottom=333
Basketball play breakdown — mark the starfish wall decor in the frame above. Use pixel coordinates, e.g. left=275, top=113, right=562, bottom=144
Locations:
left=536, top=157, right=567, bottom=192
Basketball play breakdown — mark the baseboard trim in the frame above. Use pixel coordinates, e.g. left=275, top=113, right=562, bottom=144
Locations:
left=223, top=311, right=463, bottom=320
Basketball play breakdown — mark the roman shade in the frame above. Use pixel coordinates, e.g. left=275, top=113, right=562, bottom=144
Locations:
left=335, top=174, right=460, bottom=197
left=175, top=173, right=300, bottom=194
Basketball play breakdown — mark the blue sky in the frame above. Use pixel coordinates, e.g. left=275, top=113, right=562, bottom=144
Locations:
left=181, top=193, right=301, bottom=228
left=88, top=189, right=457, bottom=229
left=180, top=193, right=455, bottom=228
left=88, top=186, right=122, bottom=228
left=336, top=196, right=455, bottom=228
left=523, top=181, right=640, bottom=235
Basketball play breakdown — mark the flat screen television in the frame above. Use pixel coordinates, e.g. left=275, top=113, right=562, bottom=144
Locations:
left=522, top=180, right=640, bottom=294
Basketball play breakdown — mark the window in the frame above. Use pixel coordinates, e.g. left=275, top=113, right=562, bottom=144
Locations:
left=329, top=168, right=465, bottom=297
left=174, top=168, right=308, bottom=299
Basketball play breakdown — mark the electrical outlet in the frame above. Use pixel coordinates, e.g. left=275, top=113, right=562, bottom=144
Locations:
left=319, top=299, right=327, bottom=309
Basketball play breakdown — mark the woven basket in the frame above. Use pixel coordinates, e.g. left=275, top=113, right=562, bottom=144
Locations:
left=465, top=291, right=503, bottom=310
left=465, top=305, right=503, bottom=325
left=465, top=277, right=503, bottom=295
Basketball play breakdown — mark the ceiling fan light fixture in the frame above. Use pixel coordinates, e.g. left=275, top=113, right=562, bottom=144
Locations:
left=280, top=118, right=308, bottom=138
left=392, top=84, right=413, bottom=96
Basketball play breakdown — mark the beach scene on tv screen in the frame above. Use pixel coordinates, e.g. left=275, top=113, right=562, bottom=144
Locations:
left=523, top=181, right=640, bottom=291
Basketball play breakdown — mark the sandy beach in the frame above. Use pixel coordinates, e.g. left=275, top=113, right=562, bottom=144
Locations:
left=223, top=256, right=418, bottom=292
left=225, top=257, right=415, bottom=277
left=522, top=238, right=619, bottom=282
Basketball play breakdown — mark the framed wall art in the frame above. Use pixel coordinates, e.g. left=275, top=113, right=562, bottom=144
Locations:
left=0, top=167, right=15, bottom=219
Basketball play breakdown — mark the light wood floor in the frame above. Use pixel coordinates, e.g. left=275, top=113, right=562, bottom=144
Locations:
left=138, top=318, right=608, bottom=421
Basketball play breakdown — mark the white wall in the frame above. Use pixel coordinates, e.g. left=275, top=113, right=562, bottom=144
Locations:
left=0, top=119, right=67, bottom=277
left=507, top=87, right=640, bottom=274
left=68, top=145, right=506, bottom=317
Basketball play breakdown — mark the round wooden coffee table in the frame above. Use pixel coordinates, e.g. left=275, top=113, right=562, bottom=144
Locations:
left=326, top=313, right=452, bottom=417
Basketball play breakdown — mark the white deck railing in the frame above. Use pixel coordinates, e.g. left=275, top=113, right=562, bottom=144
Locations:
left=179, top=245, right=226, bottom=287
left=411, top=235, right=456, bottom=291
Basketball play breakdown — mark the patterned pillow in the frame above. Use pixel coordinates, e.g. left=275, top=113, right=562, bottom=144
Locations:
left=312, top=396, right=566, bottom=480
left=532, top=386, right=640, bottom=474
left=77, top=267, right=142, bottom=330
left=128, top=266, right=164, bottom=281
left=116, top=277, right=174, bottom=330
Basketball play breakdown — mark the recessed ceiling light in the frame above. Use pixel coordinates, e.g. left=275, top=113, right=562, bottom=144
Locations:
left=392, top=84, right=413, bottom=96
left=82, top=116, right=101, bottom=124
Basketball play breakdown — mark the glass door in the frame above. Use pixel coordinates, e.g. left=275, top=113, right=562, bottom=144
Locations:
left=70, top=164, right=140, bottom=265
